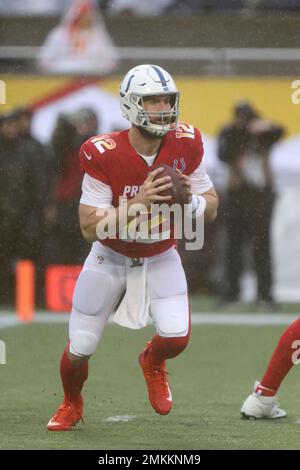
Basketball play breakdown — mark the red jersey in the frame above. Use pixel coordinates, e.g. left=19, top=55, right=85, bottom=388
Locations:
left=79, top=123, right=204, bottom=257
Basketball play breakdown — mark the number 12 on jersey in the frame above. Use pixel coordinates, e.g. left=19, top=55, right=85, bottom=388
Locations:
left=176, top=124, right=195, bottom=139
left=91, top=135, right=117, bottom=154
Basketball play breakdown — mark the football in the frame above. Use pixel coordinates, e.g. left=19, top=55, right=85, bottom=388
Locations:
left=152, top=163, right=189, bottom=206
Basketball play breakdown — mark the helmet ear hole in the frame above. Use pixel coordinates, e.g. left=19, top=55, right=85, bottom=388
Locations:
left=170, top=94, right=176, bottom=108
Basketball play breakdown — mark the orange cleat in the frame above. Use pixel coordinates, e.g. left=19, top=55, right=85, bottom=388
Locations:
left=47, top=395, right=83, bottom=431
left=139, top=344, right=172, bottom=415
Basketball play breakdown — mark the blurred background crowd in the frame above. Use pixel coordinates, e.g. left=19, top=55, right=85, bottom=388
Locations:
left=0, top=0, right=299, bottom=310
left=0, top=105, right=103, bottom=305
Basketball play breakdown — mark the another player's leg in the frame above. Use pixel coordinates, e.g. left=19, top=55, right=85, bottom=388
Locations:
left=139, top=248, right=190, bottom=415
left=47, top=244, right=125, bottom=431
left=241, top=317, right=300, bottom=419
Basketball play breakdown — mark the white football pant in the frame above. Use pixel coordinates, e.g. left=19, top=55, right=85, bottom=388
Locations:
left=69, top=242, right=189, bottom=357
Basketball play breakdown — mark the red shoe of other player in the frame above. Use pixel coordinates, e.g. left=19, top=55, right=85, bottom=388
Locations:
left=47, top=395, right=83, bottom=431
left=139, top=345, right=172, bottom=415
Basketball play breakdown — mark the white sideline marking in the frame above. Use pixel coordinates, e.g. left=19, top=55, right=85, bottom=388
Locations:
left=191, top=313, right=299, bottom=326
left=0, top=311, right=299, bottom=329
left=104, top=415, right=137, bottom=422
left=0, top=315, right=22, bottom=329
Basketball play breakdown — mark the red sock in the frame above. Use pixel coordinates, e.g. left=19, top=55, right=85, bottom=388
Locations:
left=60, top=346, right=88, bottom=402
left=146, top=334, right=189, bottom=366
left=257, top=317, right=300, bottom=396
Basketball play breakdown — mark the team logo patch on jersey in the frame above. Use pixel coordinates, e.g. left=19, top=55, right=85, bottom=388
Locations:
left=173, top=157, right=186, bottom=173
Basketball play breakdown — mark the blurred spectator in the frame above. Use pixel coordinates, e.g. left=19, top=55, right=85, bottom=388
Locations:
left=16, top=107, right=34, bottom=139
left=15, top=106, right=48, bottom=253
left=38, top=0, right=119, bottom=76
left=0, top=110, right=46, bottom=305
left=44, top=110, right=99, bottom=265
left=15, top=106, right=50, bottom=305
left=70, top=107, right=99, bottom=144
left=217, top=101, right=285, bottom=309
left=16, top=107, right=47, bottom=170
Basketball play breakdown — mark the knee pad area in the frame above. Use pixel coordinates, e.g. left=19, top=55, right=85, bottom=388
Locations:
left=69, top=331, right=99, bottom=357
left=151, top=295, right=189, bottom=337
left=73, top=269, right=116, bottom=316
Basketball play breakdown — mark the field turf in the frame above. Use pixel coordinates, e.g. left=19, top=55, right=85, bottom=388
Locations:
left=1, top=312, right=300, bottom=450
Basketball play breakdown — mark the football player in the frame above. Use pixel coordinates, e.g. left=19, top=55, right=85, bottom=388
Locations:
left=241, top=317, right=300, bottom=419
left=47, top=64, right=218, bottom=430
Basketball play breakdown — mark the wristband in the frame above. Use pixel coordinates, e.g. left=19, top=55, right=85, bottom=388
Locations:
left=187, top=194, right=207, bottom=219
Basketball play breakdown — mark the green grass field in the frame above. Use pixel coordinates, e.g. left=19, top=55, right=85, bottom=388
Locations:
left=1, top=316, right=300, bottom=450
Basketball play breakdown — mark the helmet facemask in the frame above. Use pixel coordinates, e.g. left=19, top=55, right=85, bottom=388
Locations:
left=133, top=93, right=179, bottom=137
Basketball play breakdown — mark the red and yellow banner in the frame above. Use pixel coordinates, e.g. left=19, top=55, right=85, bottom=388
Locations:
left=1, top=75, right=299, bottom=137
